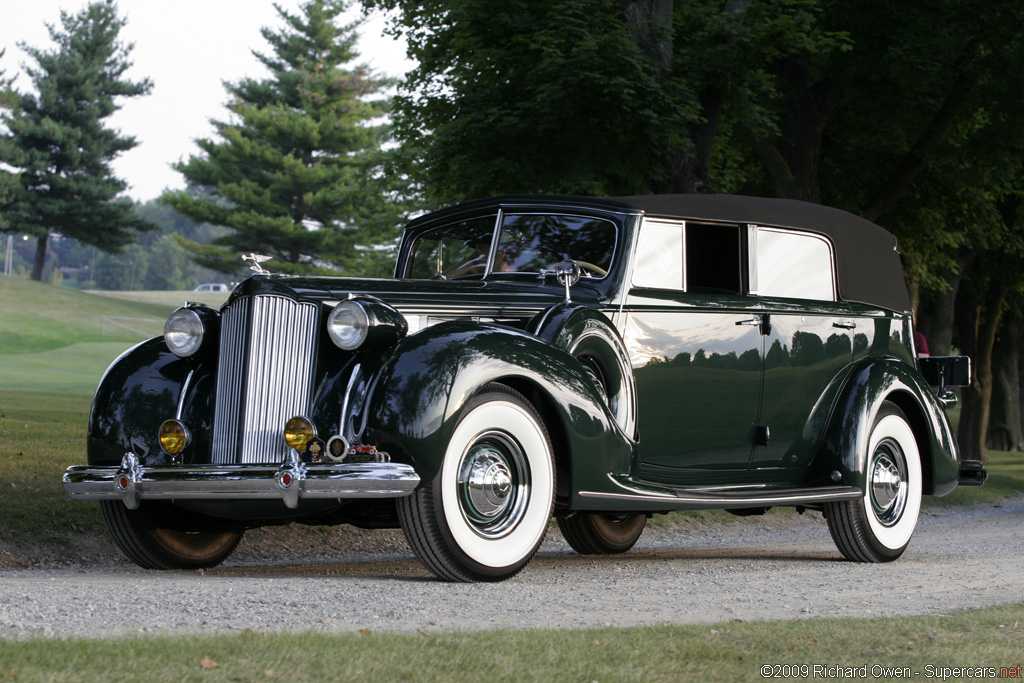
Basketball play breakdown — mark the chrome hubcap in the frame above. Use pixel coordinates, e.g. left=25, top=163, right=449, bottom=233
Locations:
left=457, top=432, right=529, bottom=538
left=870, top=439, right=907, bottom=527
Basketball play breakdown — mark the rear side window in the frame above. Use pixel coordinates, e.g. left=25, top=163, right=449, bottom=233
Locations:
left=632, top=219, right=742, bottom=294
left=754, top=228, right=835, bottom=301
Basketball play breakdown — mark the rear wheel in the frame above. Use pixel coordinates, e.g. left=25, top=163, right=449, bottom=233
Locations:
left=100, top=501, right=243, bottom=570
left=398, top=384, right=554, bottom=582
left=557, top=513, right=646, bottom=554
left=825, top=402, right=922, bottom=562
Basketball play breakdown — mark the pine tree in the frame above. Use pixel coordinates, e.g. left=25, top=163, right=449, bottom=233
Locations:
left=162, top=0, right=405, bottom=277
left=0, top=2, right=154, bottom=281
left=1, top=49, right=22, bottom=229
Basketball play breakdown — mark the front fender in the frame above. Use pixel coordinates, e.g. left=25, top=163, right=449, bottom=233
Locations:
left=87, top=338, right=210, bottom=466
left=363, top=320, right=633, bottom=487
left=818, top=356, right=960, bottom=497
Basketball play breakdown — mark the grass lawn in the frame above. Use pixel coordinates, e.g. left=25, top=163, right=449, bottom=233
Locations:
left=1, top=605, right=1021, bottom=682
left=1, top=278, right=1022, bottom=677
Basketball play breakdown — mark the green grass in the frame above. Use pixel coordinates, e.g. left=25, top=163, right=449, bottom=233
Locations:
left=1, top=279, right=1023, bottom=677
left=0, top=278, right=194, bottom=547
left=1, top=604, right=1021, bottom=682
left=924, top=449, right=1024, bottom=507
left=0, top=277, right=173, bottom=355
left=0, top=390, right=101, bottom=545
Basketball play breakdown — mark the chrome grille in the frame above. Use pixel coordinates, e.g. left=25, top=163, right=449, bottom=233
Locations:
left=212, top=295, right=319, bottom=464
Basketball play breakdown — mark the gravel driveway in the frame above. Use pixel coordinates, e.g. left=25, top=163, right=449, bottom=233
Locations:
left=1, top=500, right=1022, bottom=640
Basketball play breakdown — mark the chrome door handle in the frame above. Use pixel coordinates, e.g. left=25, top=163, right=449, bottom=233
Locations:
left=736, top=314, right=771, bottom=335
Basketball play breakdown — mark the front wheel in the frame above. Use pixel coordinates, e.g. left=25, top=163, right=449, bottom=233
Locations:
left=398, top=384, right=555, bottom=582
left=557, top=513, right=646, bottom=554
left=825, top=402, right=922, bottom=562
left=100, top=501, right=243, bottom=569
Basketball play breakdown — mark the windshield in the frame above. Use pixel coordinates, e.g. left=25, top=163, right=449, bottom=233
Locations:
left=405, top=215, right=498, bottom=279
left=495, top=214, right=615, bottom=277
left=403, top=212, right=616, bottom=279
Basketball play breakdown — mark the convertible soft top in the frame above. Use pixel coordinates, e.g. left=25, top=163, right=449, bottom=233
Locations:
left=411, top=193, right=912, bottom=313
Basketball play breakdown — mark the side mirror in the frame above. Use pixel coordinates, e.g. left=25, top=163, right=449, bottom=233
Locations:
left=555, top=260, right=581, bottom=302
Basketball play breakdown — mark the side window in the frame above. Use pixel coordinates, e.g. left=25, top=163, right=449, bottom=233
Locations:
left=685, top=222, right=742, bottom=294
left=404, top=215, right=498, bottom=279
left=632, top=219, right=743, bottom=293
left=632, top=219, right=683, bottom=289
left=755, top=228, right=835, bottom=301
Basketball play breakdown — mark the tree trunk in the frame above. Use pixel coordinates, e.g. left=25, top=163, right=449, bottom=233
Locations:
left=30, top=232, right=48, bottom=282
left=987, top=313, right=1024, bottom=452
left=917, top=277, right=960, bottom=356
left=955, top=281, right=1007, bottom=462
left=748, top=63, right=829, bottom=203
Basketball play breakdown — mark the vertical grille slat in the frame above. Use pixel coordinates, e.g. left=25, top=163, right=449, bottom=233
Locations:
left=211, top=295, right=319, bottom=464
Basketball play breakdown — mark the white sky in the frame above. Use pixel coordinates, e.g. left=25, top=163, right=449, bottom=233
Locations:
left=0, top=0, right=412, bottom=201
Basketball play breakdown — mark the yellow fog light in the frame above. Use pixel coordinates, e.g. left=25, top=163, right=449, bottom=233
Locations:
left=284, top=416, right=315, bottom=451
left=158, top=419, right=191, bottom=455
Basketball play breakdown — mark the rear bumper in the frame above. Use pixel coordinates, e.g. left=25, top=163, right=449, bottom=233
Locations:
left=958, top=459, right=987, bottom=487
left=63, top=452, right=421, bottom=510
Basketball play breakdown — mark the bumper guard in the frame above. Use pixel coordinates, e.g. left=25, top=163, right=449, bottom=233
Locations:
left=957, top=459, right=987, bottom=487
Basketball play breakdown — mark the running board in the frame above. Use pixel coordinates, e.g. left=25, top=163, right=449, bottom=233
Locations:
left=578, top=477, right=862, bottom=511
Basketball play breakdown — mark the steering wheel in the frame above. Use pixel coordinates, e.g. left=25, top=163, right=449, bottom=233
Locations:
left=575, top=260, right=607, bottom=277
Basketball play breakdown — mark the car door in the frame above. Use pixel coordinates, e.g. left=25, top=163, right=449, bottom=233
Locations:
left=747, top=226, right=854, bottom=471
left=623, top=219, right=764, bottom=480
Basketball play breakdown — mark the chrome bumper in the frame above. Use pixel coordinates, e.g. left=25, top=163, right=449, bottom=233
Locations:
left=63, top=452, right=421, bottom=510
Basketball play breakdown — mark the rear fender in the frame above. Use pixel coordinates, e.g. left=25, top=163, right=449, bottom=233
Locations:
left=817, top=356, right=959, bottom=496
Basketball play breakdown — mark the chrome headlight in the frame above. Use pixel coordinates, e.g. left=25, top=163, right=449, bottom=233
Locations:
left=164, top=307, right=205, bottom=357
left=326, top=297, right=408, bottom=351
left=327, top=300, right=370, bottom=350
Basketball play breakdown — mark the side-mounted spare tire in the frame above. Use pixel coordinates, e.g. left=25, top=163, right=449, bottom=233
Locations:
left=535, top=306, right=637, bottom=438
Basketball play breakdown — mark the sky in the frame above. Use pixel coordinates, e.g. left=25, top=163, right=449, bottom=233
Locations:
left=0, top=0, right=413, bottom=202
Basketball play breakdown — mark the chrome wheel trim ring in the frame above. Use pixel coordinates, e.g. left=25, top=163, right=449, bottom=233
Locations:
left=456, top=432, right=529, bottom=538
left=862, top=413, right=922, bottom=550
left=869, top=438, right=908, bottom=527
left=440, top=399, right=554, bottom=568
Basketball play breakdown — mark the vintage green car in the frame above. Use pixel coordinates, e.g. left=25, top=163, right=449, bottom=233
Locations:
left=64, top=194, right=985, bottom=581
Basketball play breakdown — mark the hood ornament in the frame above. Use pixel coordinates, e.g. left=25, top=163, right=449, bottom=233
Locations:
left=242, top=253, right=272, bottom=275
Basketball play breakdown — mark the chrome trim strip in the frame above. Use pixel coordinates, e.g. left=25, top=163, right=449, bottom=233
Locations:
left=175, top=370, right=195, bottom=421
left=578, top=485, right=862, bottom=508
left=395, top=305, right=546, bottom=317
left=63, top=458, right=421, bottom=510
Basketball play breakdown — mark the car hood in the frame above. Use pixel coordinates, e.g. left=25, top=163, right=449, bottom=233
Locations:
left=223, top=273, right=603, bottom=320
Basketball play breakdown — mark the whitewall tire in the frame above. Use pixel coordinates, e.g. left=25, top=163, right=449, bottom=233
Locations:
left=826, top=402, right=922, bottom=562
left=398, top=384, right=554, bottom=582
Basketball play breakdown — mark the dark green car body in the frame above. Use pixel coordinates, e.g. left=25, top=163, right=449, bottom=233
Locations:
left=65, top=194, right=983, bottom=580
